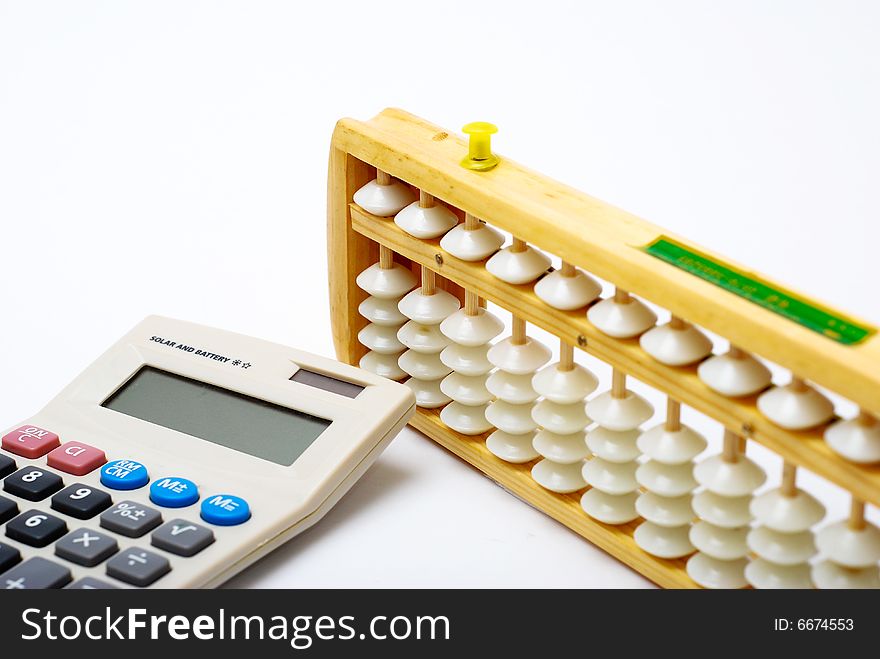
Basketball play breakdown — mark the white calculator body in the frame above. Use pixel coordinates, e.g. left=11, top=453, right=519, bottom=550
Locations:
left=0, top=316, right=415, bottom=589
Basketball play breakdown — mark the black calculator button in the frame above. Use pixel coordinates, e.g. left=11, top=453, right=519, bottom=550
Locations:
left=67, top=577, right=118, bottom=589
left=106, top=547, right=170, bottom=587
left=151, top=519, right=215, bottom=557
left=55, top=528, right=118, bottom=567
left=0, top=495, right=18, bottom=524
left=100, top=500, right=162, bottom=538
left=0, top=542, right=21, bottom=573
left=51, top=483, right=112, bottom=519
left=1, top=557, right=71, bottom=589
left=0, top=454, right=15, bottom=479
left=4, top=467, right=63, bottom=501
left=6, top=510, right=68, bottom=547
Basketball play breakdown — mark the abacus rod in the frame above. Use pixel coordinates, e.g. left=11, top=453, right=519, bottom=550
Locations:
left=849, top=498, right=866, bottom=530
left=561, top=261, right=576, bottom=277
left=665, top=398, right=681, bottom=432
left=722, top=430, right=740, bottom=463
left=419, top=189, right=434, bottom=209
left=421, top=266, right=436, bottom=296
left=378, top=245, right=394, bottom=269
left=511, top=316, right=526, bottom=345
left=781, top=461, right=797, bottom=497
left=790, top=376, right=808, bottom=393
left=611, top=368, right=627, bottom=399
left=464, top=212, right=480, bottom=231
left=464, top=290, right=480, bottom=316
left=511, top=237, right=527, bottom=253
left=559, top=341, right=574, bottom=371
left=613, top=287, right=629, bottom=304
left=669, top=315, right=686, bottom=330
left=376, top=169, right=391, bottom=185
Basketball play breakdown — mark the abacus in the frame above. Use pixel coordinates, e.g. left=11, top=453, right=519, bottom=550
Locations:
left=327, top=108, right=880, bottom=588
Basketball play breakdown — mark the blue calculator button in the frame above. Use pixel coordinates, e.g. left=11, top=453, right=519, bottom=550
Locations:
left=149, top=477, right=199, bottom=508
left=100, top=460, right=149, bottom=490
left=201, top=494, right=251, bottom=526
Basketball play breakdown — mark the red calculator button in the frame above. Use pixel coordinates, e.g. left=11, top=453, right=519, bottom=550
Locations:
left=2, top=426, right=61, bottom=459
left=47, top=442, right=107, bottom=476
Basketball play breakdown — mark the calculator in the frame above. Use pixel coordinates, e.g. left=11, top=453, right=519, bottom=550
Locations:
left=0, top=316, right=415, bottom=589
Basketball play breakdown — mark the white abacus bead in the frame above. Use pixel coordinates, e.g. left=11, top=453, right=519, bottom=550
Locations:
left=353, top=178, right=416, bottom=217
left=746, top=560, right=814, bottom=589
left=636, top=492, right=694, bottom=527
left=485, top=371, right=539, bottom=404
left=533, top=269, right=602, bottom=311
left=757, top=383, right=835, bottom=431
left=487, top=338, right=552, bottom=374
left=439, top=309, right=504, bottom=346
left=485, top=246, right=552, bottom=285
left=398, top=289, right=461, bottom=325
left=585, top=427, right=641, bottom=463
left=405, top=378, right=452, bottom=409
left=531, top=460, right=587, bottom=493
left=439, top=343, right=493, bottom=376
left=531, top=400, right=590, bottom=435
left=358, top=296, right=408, bottom=326
left=485, top=400, right=539, bottom=435
left=531, top=364, right=598, bottom=404
left=747, top=527, right=816, bottom=565
left=636, top=461, right=697, bottom=498
left=357, top=324, right=405, bottom=354
left=825, top=417, right=880, bottom=465
left=356, top=263, right=417, bottom=299
left=580, top=489, right=639, bottom=525
left=439, top=372, right=493, bottom=406
left=815, top=520, right=880, bottom=569
left=694, top=455, right=766, bottom=497
left=398, top=351, right=453, bottom=380
left=486, top=430, right=540, bottom=464
left=812, top=561, right=880, bottom=589
left=582, top=458, right=638, bottom=495
left=359, top=351, right=407, bottom=381
left=394, top=202, right=459, bottom=239
left=397, top=321, right=449, bottom=353
left=587, top=296, right=657, bottom=339
left=440, top=222, right=505, bottom=261
left=440, top=402, right=493, bottom=436
left=691, top=491, right=753, bottom=528
left=585, top=391, right=654, bottom=432
left=697, top=350, right=772, bottom=397
left=532, top=430, right=590, bottom=463
left=686, top=553, right=749, bottom=589
left=749, top=489, right=825, bottom=533
left=639, top=322, right=713, bottom=367
left=639, top=464, right=696, bottom=504
left=689, top=521, right=749, bottom=561
left=634, top=523, right=695, bottom=559
left=636, top=424, right=707, bottom=465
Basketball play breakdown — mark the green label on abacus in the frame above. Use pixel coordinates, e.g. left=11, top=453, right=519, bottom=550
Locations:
left=642, top=237, right=875, bottom=345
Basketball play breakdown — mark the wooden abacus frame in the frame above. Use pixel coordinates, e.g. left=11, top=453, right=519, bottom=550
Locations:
left=327, top=108, right=880, bottom=588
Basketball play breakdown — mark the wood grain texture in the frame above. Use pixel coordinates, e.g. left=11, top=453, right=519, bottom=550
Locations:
left=351, top=206, right=880, bottom=506
left=327, top=149, right=376, bottom=365
left=331, top=109, right=880, bottom=416
left=410, top=408, right=697, bottom=589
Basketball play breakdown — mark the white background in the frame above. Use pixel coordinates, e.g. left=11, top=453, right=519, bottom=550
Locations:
left=1, top=1, right=879, bottom=588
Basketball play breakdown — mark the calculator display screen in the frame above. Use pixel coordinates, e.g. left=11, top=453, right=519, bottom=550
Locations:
left=102, top=366, right=331, bottom=466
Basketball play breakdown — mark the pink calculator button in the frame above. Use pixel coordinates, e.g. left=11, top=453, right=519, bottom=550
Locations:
left=2, top=425, right=61, bottom=459
left=47, top=441, right=107, bottom=476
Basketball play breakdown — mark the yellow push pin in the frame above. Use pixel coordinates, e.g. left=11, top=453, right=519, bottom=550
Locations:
left=461, top=122, right=500, bottom=171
